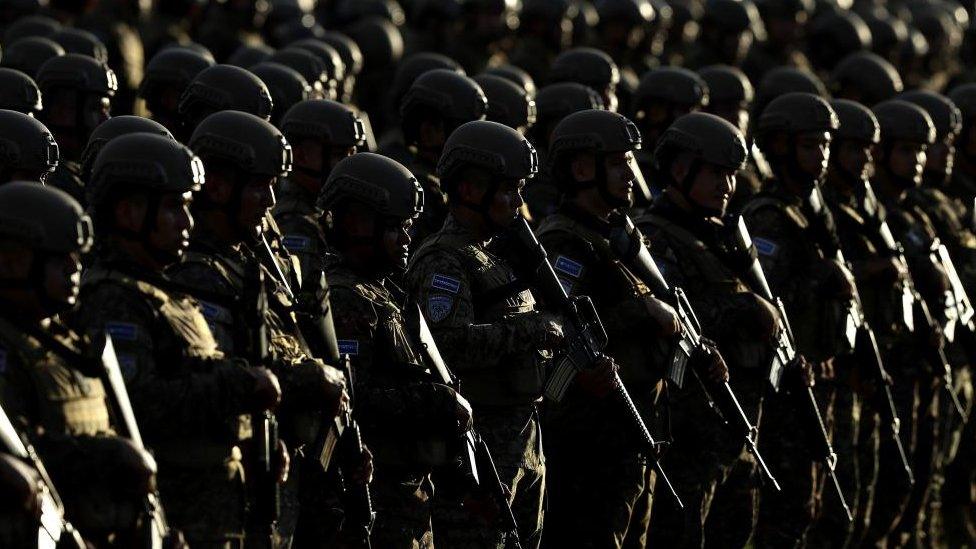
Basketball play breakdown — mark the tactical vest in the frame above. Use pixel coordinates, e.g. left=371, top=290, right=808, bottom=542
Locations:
left=411, top=234, right=547, bottom=406
left=0, top=319, right=110, bottom=437
left=273, top=179, right=329, bottom=287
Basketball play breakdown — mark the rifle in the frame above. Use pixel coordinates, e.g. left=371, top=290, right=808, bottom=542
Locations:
left=95, top=333, right=179, bottom=547
left=0, top=401, right=86, bottom=549
left=242, top=260, right=281, bottom=545
left=412, top=303, right=523, bottom=549
left=507, top=216, right=684, bottom=509
left=606, top=213, right=780, bottom=491
left=730, top=216, right=854, bottom=522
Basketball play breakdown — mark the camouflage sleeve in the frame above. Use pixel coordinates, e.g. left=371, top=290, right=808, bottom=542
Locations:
left=329, top=286, right=455, bottom=435
left=405, top=250, right=545, bottom=373
left=744, top=206, right=799, bottom=297
left=72, top=283, right=258, bottom=441
left=276, top=213, right=328, bottom=290
left=167, top=259, right=237, bottom=352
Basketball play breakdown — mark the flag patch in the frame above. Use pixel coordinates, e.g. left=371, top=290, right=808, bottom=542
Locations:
left=431, top=273, right=461, bottom=294
left=282, top=235, right=311, bottom=252
left=427, top=295, right=455, bottom=323
left=554, top=256, right=584, bottom=278
left=105, top=322, right=138, bottom=341
left=753, top=238, right=779, bottom=257
left=338, top=340, right=359, bottom=356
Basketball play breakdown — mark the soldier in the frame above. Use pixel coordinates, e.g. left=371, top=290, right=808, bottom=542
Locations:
left=751, top=67, right=827, bottom=132
left=474, top=73, right=536, bottom=134
left=320, top=31, right=364, bottom=106
left=318, top=152, right=474, bottom=548
left=399, top=69, right=488, bottom=248
left=947, top=83, right=976, bottom=225
left=273, top=99, right=366, bottom=290
left=743, top=0, right=813, bottom=82
left=0, top=181, right=162, bottom=546
left=684, top=0, right=765, bottom=69
left=805, top=10, right=872, bottom=75
left=266, top=48, right=334, bottom=101
left=637, top=112, right=775, bottom=549
left=829, top=51, right=904, bottom=108
left=743, top=92, right=850, bottom=548
left=0, top=36, right=65, bottom=79
left=176, top=64, right=273, bottom=143
left=405, top=120, right=564, bottom=548
left=71, top=133, right=283, bottom=547
left=35, top=53, right=117, bottom=206
left=534, top=108, right=683, bottom=548
left=78, top=115, right=173, bottom=183
left=548, top=47, right=621, bottom=113
left=138, top=47, right=215, bottom=138
left=168, top=110, right=350, bottom=546
left=0, top=68, right=42, bottom=116
left=0, top=109, right=58, bottom=185
left=249, top=62, right=312, bottom=127
left=508, top=0, right=574, bottom=84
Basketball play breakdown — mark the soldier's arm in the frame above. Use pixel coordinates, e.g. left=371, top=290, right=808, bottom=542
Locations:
left=72, top=285, right=259, bottom=440
left=167, top=259, right=238, bottom=352
left=743, top=206, right=798, bottom=296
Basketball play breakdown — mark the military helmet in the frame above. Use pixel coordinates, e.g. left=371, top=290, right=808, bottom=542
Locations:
left=35, top=54, right=118, bottom=97
left=290, top=39, right=347, bottom=84
left=483, top=64, right=537, bottom=97
left=0, top=68, right=42, bottom=115
left=317, top=152, right=423, bottom=219
left=633, top=67, right=709, bottom=110
left=757, top=67, right=826, bottom=103
left=830, top=51, right=903, bottom=106
left=88, top=133, right=205, bottom=210
left=753, top=0, right=813, bottom=18
left=549, top=109, right=641, bottom=159
left=829, top=99, right=880, bottom=144
left=80, top=116, right=174, bottom=181
left=949, top=84, right=976, bottom=121
left=0, top=110, right=58, bottom=179
left=0, top=37, right=65, bottom=78
left=392, top=53, right=464, bottom=113
left=139, top=47, right=215, bottom=101
left=50, top=29, right=108, bottom=64
left=474, top=74, right=537, bottom=131
left=0, top=181, right=91, bottom=254
left=595, top=0, right=655, bottom=26
left=178, top=64, right=273, bottom=121
left=534, top=83, right=605, bottom=126
left=872, top=100, right=936, bottom=145
left=807, top=10, right=872, bottom=70
left=898, top=90, right=962, bottom=140
left=438, top=120, right=539, bottom=182
left=332, top=0, right=407, bottom=27
left=226, top=43, right=275, bottom=68
left=653, top=112, right=748, bottom=171
left=860, top=9, right=908, bottom=60
left=346, top=17, right=405, bottom=71
left=698, top=65, right=754, bottom=107
left=2, top=14, right=60, bottom=44
left=321, top=31, right=364, bottom=77
left=159, top=42, right=216, bottom=63
left=189, top=111, right=292, bottom=179
left=401, top=69, right=488, bottom=127
left=281, top=99, right=366, bottom=149
left=702, top=0, right=765, bottom=38
left=756, top=92, right=839, bottom=137
left=249, top=62, right=312, bottom=124
left=267, top=47, right=330, bottom=96
left=549, top=47, right=620, bottom=92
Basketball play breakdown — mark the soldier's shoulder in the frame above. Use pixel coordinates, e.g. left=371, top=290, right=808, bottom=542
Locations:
left=168, top=251, right=237, bottom=297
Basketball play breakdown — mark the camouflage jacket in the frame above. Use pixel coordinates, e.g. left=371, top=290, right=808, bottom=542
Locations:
left=905, top=186, right=976, bottom=295
left=272, top=177, right=331, bottom=291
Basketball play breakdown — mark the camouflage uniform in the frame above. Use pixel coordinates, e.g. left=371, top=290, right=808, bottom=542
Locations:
left=534, top=204, right=668, bottom=549
left=637, top=193, right=774, bottom=548
left=72, top=250, right=259, bottom=548
left=405, top=214, right=549, bottom=549
left=272, top=177, right=331, bottom=290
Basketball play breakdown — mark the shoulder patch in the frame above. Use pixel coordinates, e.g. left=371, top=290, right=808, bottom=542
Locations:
left=753, top=237, right=779, bottom=257
left=117, top=353, right=137, bottom=381
left=554, top=255, right=584, bottom=278
left=282, top=235, right=312, bottom=253
left=104, top=322, right=138, bottom=342
left=427, top=294, right=455, bottom=323
left=431, top=273, right=461, bottom=294
left=337, top=340, right=359, bottom=356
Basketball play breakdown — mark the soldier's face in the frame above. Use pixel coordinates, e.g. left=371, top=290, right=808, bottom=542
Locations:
left=42, top=251, right=82, bottom=309
left=688, top=162, right=736, bottom=217
left=148, top=191, right=194, bottom=261
left=487, top=177, right=526, bottom=229
left=795, top=131, right=831, bottom=181
left=381, top=216, right=414, bottom=270
left=604, top=151, right=637, bottom=207
left=888, top=140, right=927, bottom=187
left=238, top=176, right=277, bottom=238
left=834, top=139, right=874, bottom=183
left=925, top=133, right=956, bottom=183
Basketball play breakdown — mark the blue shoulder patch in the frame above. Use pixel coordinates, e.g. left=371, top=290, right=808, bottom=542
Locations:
left=431, top=273, right=461, bottom=294
left=338, top=340, right=360, bottom=356
left=427, top=295, right=455, bottom=323
left=282, top=235, right=311, bottom=253
left=554, top=256, right=584, bottom=278
left=753, top=238, right=779, bottom=257
left=104, top=322, right=138, bottom=342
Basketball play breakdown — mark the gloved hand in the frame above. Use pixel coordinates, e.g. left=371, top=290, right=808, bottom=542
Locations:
left=518, top=311, right=565, bottom=352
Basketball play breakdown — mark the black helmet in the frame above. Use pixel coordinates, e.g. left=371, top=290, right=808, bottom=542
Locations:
left=0, top=68, right=42, bottom=115
left=0, top=110, right=58, bottom=181
left=401, top=69, right=488, bottom=135
left=807, top=10, right=872, bottom=70
left=50, top=29, right=108, bottom=64
left=595, top=0, right=656, bottom=26
left=439, top=120, right=539, bottom=182
left=949, top=84, right=976, bottom=122
left=345, top=17, right=405, bottom=71
left=549, top=109, right=641, bottom=159
left=653, top=112, right=748, bottom=171
left=189, top=111, right=292, bottom=179
left=633, top=66, right=709, bottom=111
left=320, top=31, right=364, bottom=77
left=859, top=8, right=908, bottom=60
left=829, top=99, right=880, bottom=144
left=391, top=53, right=464, bottom=114
left=35, top=53, right=118, bottom=98
left=159, top=42, right=216, bottom=63
left=534, top=82, right=605, bottom=126
left=2, top=14, right=60, bottom=44
left=549, top=47, right=619, bottom=94
left=872, top=100, right=936, bottom=145
left=281, top=99, right=366, bottom=149
left=249, top=62, right=312, bottom=125
left=80, top=116, right=174, bottom=182
left=290, top=38, right=347, bottom=85
left=898, top=90, right=962, bottom=140
left=474, top=74, right=537, bottom=131
left=317, top=152, right=423, bottom=219
left=698, top=65, right=754, bottom=107
left=754, top=67, right=826, bottom=122
left=88, top=133, right=205, bottom=212
left=756, top=92, right=839, bottom=138
left=0, top=181, right=91, bottom=254
left=226, top=43, right=275, bottom=68
left=267, top=47, right=332, bottom=98
left=139, top=47, right=215, bottom=103
left=830, top=51, right=903, bottom=106
left=178, top=64, right=273, bottom=123
left=483, top=64, right=537, bottom=97
left=0, top=37, right=65, bottom=78
left=702, top=0, right=765, bottom=38
left=332, top=0, right=407, bottom=27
